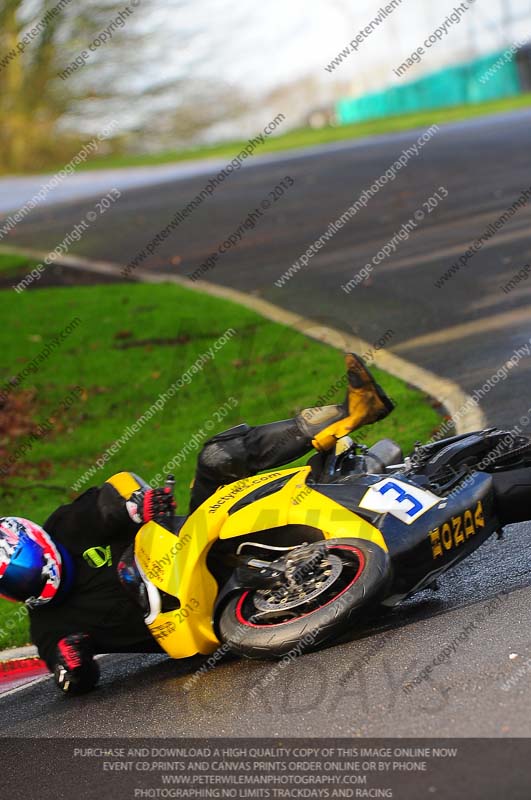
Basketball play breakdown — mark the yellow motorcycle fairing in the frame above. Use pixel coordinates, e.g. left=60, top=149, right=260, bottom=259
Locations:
left=134, top=466, right=387, bottom=660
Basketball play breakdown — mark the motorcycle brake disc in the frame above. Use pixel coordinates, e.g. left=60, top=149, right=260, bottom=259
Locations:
left=252, top=552, right=343, bottom=616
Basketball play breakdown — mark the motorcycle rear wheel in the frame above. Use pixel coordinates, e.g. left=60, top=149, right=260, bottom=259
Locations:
left=218, top=539, right=390, bottom=659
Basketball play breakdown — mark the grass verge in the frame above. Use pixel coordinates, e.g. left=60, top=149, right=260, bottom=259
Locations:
left=0, top=278, right=442, bottom=648
left=77, top=94, right=531, bottom=172
left=0, top=252, right=36, bottom=278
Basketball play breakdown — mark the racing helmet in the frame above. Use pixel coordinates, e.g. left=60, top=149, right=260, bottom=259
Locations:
left=0, top=517, right=71, bottom=608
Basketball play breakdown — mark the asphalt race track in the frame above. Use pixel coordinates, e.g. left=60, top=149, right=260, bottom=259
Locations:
left=2, top=110, right=531, bottom=737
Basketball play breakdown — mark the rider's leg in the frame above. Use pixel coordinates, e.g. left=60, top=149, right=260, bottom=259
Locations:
left=189, top=353, right=394, bottom=511
left=308, top=353, right=394, bottom=452
left=188, top=421, right=308, bottom=512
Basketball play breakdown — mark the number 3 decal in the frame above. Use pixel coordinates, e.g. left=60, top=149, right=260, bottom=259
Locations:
left=360, top=479, right=441, bottom=525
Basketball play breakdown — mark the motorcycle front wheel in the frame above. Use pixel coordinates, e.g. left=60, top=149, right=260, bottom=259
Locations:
left=218, top=539, right=391, bottom=659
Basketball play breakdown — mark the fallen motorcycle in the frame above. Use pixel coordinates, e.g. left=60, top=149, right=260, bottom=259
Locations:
left=126, top=427, right=531, bottom=659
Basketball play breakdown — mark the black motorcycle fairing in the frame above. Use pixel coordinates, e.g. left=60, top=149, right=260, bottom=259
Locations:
left=311, top=479, right=383, bottom=525
left=416, top=429, right=531, bottom=480
left=381, top=471, right=499, bottom=603
left=227, top=475, right=294, bottom=516
left=422, top=433, right=488, bottom=477
left=409, top=429, right=496, bottom=466
left=492, top=466, right=531, bottom=523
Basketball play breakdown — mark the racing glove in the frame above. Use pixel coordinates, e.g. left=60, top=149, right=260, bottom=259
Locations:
left=53, top=633, right=100, bottom=695
left=126, top=487, right=176, bottom=524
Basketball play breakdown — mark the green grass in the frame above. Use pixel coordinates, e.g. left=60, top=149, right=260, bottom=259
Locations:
left=0, top=252, right=37, bottom=278
left=0, top=281, right=442, bottom=648
left=75, top=93, right=531, bottom=172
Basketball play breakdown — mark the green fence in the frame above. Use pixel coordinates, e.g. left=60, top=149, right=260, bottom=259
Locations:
left=336, top=51, right=522, bottom=125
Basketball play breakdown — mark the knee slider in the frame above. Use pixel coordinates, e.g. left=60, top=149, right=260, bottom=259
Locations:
left=198, top=424, right=252, bottom=480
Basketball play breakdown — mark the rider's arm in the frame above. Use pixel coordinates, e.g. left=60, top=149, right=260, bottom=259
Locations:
left=44, top=474, right=176, bottom=545
left=44, top=482, right=138, bottom=544
left=98, top=473, right=176, bottom=533
left=51, top=633, right=100, bottom=694
left=28, top=612, right=100, bottom=695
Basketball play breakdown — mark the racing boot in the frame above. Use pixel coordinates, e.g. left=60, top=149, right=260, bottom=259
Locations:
left=297, top=353, right=394, bottom=453
left=189, top=354, right=394, bottom=511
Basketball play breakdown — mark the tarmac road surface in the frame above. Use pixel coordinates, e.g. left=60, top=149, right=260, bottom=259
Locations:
left=2, top=109, right=531, bottom=737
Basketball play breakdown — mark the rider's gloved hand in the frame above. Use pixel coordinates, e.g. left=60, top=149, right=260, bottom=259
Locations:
left=126, top=487, right=176, bottom=524
left=53, top=633, right=99, bottom=695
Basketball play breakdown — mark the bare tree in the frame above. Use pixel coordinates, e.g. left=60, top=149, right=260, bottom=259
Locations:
left=0, top=0, right=143, bottom=172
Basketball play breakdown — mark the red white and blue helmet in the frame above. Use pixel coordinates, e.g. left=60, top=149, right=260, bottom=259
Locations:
left=0, top=517, right=67, bottom=608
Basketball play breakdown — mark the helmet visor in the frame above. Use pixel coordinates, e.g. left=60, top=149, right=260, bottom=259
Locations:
left=0, top=518, right=62, bottom=606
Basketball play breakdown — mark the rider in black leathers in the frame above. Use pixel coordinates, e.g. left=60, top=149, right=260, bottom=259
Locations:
left=1, top=354, right=395, bottom=694
left=6, top=352, right=531, bottom=695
